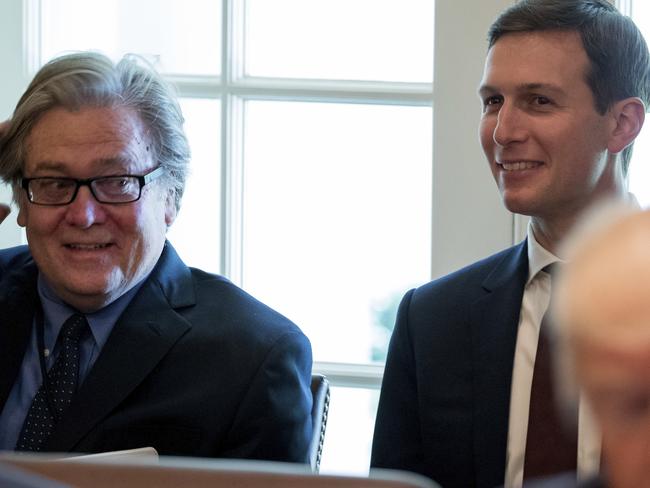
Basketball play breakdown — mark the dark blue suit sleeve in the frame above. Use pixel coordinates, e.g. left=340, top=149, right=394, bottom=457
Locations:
left=221, top=329, right=313, bottom=463
left=371, top=289, right=426, bottom=473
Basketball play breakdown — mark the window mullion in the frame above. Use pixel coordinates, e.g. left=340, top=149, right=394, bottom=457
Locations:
left=24, top=0, right=41, bottom=74
left=220, top=0, right=246, bottom=284
left=171, top=76, right=433, bottom=105
left=616, top=0, right=632, bottom=15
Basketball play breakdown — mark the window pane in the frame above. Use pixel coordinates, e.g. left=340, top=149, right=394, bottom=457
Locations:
left=629, top=1, right=650, bottom=207
left=319, top=386, right=379, bottom=475
left=242, top=101, right=432, bottom=364
left=245, top=0, right=434, bottom=82
left=167, top=98, right=221, bottom=273
left=629, top=124, right=650, bottom=207
left=631, top=1, right=650, bottom=34
left=40, top=0, right=221, bottom=75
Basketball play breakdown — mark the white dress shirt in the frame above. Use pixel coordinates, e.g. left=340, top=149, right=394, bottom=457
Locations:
left=504, top=225, right=600, bottom=488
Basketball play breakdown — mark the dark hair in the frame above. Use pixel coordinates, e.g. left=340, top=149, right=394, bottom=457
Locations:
left=0, top=52, right=190, bottom=210
left=488, top=0, right=650, bottom=173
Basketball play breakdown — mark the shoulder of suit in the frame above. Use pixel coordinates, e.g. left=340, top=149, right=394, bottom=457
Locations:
left=0, top=245, right=33, bottom=273
left=413, top=241, right=526, bottom=297
left=185, top=266, right=305, bottom=337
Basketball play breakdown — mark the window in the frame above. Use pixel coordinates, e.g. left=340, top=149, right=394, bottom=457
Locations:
left=624, top=0, right=650, bottom=207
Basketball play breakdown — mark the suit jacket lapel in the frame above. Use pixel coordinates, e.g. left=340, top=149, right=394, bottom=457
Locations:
left=45, top=243, right=196, bottom=452
left=0, top=259, right=39, bottom=409
left=470, top=241, right=529, bottom=487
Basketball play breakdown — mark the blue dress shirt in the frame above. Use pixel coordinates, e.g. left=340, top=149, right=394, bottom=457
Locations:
left=0, top=274, right=145, bottom=450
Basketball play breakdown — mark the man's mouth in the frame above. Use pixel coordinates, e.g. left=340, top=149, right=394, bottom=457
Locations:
left=65, top=243, right=112, bottom=250
left=497, top=161, right=543, bottom=171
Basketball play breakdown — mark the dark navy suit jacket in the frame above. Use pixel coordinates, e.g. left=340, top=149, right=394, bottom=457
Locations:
left=0, top=242, right=313, bottom=462
left=371, top=242, right=529, bottom=488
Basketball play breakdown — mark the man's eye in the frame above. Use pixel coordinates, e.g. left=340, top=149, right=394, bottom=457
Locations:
left=99, top=177, right=137, bottom=194
left=39, top=179, right=72, bottom=190
left=533, top=96, right=551, bottom=105
left=484, top=96, right=502, bottom=106
left=482, top=96, right=502, bottom=112
left=113, top=178, right=130, bottom=187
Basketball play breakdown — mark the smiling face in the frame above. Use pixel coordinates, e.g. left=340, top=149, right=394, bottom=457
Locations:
left=478, top=30, right=622, bottom=233
left=18, top=105, right=176, bottom=312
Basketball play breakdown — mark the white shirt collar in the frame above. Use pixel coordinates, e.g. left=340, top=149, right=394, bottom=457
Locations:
left=524, top=192, right=640, bottom=285
left=525, top=223, right=562, bottom=286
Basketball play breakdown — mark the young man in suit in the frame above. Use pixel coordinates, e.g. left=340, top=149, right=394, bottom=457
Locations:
left=0, top=52, right=312, bottom=461
left=371, top=1, right=649, bottom=487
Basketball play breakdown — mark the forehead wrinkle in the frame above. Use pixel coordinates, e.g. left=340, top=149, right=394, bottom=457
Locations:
left=31, top=156, right=139, bottom=175
left=26, top=105, right=152, bottom=161
left=478, top=82, right=567, bottom=97
left=516, top=82, right=566, bottom=95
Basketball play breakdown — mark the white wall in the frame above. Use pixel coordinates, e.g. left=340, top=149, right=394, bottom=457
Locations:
left=0, top=0, right=517, bottom=270
left=432, top=0, right=514, bottom=278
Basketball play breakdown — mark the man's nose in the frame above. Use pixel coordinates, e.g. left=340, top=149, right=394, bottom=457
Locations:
left=64, top=186, right=106, bottom=228
left=493, top=102, right=527, bottom=147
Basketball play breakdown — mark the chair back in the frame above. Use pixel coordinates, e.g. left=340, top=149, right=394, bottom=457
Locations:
left=309, top=374, right=330, bottom=472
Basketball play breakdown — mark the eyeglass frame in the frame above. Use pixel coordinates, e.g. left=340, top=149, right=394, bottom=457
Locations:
left=21, top=166, right=166, bottom=206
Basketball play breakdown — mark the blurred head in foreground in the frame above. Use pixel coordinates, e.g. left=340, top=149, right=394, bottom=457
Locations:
left=555, top=206, right=650, bottom=488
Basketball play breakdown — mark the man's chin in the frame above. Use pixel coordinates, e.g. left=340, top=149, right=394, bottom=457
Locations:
left=501, top=198, right=536, bottom=217
left=53, top=278, right=124, bottom=311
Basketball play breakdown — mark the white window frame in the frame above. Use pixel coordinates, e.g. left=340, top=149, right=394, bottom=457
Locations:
left=618, top=0, right=631, bottom=14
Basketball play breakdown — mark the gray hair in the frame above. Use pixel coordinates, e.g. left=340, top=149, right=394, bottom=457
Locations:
left=0, top=51, right=190, bottom=210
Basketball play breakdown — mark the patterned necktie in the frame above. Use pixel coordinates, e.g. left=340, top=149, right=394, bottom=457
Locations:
left=523, top=265, right=578, bottom=479
left=15, top=313, right=88, bottom=451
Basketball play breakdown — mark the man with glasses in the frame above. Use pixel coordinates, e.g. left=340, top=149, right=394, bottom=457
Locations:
left=0, top=52, right=313, bottom=462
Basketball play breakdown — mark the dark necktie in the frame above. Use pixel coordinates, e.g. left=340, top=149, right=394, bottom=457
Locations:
left=16, top=313, right=88, bottom=451
left=523, top=266, right=578, bottom=479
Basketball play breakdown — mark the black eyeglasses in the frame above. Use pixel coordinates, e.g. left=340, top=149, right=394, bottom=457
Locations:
left=21, top=167, right=165, bottom=206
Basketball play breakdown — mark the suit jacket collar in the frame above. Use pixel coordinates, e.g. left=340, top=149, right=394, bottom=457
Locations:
left=470, top=240, right=529, bottom=487
left=45, top=241, right=196, bottom=451
left=480, top=240, right=529, bottom=293
left=142, top=241, right=196, bottom=310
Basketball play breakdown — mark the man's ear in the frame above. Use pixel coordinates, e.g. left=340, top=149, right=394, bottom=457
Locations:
left=607, top=97, right=646, bottom=155
left=164, top=191, right=177, bottom=227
